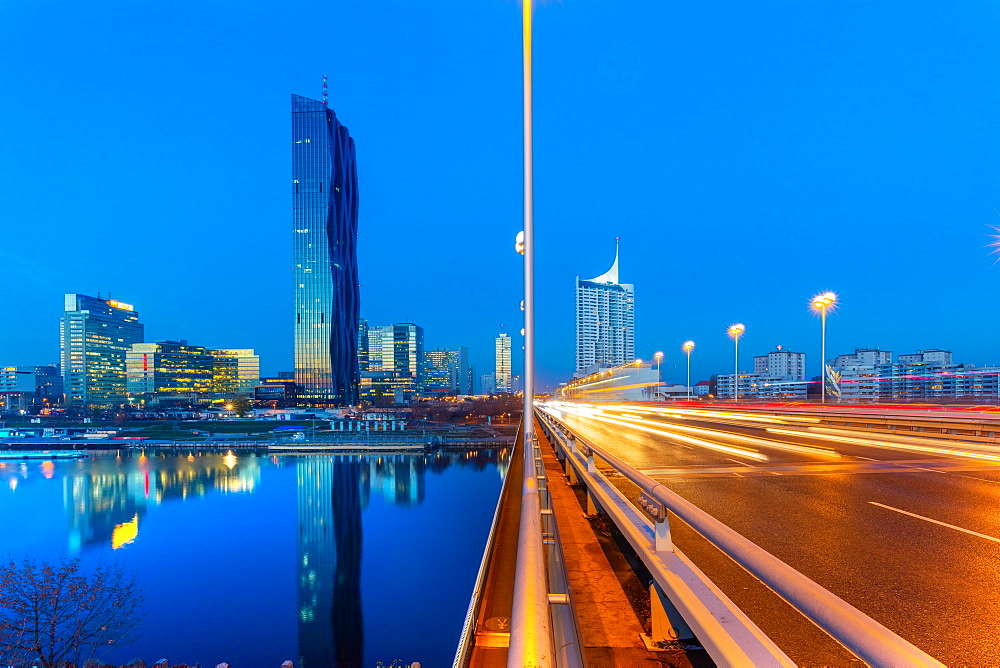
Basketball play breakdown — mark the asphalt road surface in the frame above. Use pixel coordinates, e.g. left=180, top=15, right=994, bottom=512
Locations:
left=544, top=402, right=1000, bottom=665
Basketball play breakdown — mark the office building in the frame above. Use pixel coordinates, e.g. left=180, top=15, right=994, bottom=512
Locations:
left=495, top=334, right=512, bottom=393
left=126, top=341, right=215, bottom=400
left=575, top=241, right=635, bottom=372
left=481, top=373, right=496, bottom=396
left=0, top=365, right=62, bottom=409
left=61, top=294, right=144, bottom=406
left=210, top=349, right=260, bottom=394
left=292, top=93, right=360, bottom=406
left=423, top=347, right=470, bottom=396
left=360, top=323, right=424, bottom=404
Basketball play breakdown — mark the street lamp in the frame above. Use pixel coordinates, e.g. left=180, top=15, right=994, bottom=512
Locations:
left=727, top=324, right=745, bottom=402
left=654, top=351, right=663, bottom=401
left=810, top=291, right=838, bottom=404
left=682, top=341, right=694, bottom=400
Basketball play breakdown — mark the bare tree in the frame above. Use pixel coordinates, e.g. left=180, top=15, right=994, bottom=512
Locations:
left=0, top=558, right=144, bottom=668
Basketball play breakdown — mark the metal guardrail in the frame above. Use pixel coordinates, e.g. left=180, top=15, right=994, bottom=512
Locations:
left=537, top=407, right=946, bottom=667
left=507, top=425, right=584, bottom=668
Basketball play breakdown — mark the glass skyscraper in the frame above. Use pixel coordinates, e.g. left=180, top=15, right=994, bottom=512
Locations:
left=61, top=294, right=144, bottom=406
left=292, top=94, right=360, bottom=406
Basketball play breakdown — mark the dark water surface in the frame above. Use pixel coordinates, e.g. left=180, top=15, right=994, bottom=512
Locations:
left=1, top=448, right=508, bottom=667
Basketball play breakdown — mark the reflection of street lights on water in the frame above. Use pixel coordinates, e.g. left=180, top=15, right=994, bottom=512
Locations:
left=682, top=341, right=695, bottom=400
left=727, top=324, right=745, bottom=401
left=811, top=291, right=838, bottom=403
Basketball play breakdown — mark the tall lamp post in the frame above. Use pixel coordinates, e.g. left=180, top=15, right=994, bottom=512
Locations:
left=811, top=291, right=837, bottom=404
left=653, top=351, right=663, bottom=400
left=682, top=341, right=695, bottom=400
left=727, top=324, right=745, bottom=402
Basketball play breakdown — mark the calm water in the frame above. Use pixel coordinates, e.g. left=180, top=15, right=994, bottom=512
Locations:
left=0, top=447, right=508, bottom=667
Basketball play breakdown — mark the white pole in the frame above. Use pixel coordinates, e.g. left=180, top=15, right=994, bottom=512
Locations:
left=820, top=309, right=827, bottom=404
left=734, top=338, right=739, bottom=402
left=522, top=0, right=534, bottom=442
left=508, top=2, right=551, bottom=665
left=686, top=351, right=691, bottom=401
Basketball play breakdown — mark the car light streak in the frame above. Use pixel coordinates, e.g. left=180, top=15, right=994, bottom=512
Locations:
left=765, top=428, right=1000, bottom=462
left=803, top=426, right=1000, bottom=454
left=573, top=412, right=770, bottom=461
left=613, top=415, right=841, bottom=459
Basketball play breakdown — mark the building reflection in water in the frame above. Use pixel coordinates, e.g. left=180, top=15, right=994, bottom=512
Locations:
left=59, top=450, right=262, bottom=553
left=295, top=447, right=509, bottom=667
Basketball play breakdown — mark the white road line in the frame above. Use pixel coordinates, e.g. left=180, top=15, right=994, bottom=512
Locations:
left=732, top=472, right=744, bottom=477
left=869, top=502, right=1000, bottom=544
left=726, top=457, right=755, bottom=466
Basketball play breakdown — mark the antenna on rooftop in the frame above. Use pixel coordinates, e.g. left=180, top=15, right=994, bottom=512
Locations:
left=322, top=75, right=328, bottom=105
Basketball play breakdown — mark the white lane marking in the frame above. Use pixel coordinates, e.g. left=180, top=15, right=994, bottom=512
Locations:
left=732, top=472, right=744, bottom=477
left=869, top=502, right=1000, bottom=544
left=769, top=471, right=781, bottom=475
left=727, top=457, right=755, bottom=466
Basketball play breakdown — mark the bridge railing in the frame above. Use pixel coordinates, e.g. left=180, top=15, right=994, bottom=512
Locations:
left=507, top=427, right=584, bottom=667
left=536, top=406, right=945, bottom=667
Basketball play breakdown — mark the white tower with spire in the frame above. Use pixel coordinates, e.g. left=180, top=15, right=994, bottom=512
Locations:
left=574, top=239, right=635, bottom=372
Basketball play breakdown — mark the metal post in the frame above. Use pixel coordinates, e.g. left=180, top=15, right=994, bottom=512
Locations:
left=820, top=309, right=826, bottom=404
left=522, top=0, right=534, bottom=447
left=508, top=2, right=551, bottom=665
left=686, top=350, right=691, bottom=401
left=734, top=337, right=739, bottom=402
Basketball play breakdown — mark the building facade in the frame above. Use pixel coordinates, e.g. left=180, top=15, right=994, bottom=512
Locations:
left=292, top=93, right=360, bottom=406
left=360, top=323, right=424, bottom=404
left=495, top=334, right=512, bottom=393
left=753, top=347, right=805, bottom=381
left=575, top=242, right=635, bottom=372
left=423, top=347, right=470, bottom=396
left=210, top=349, right=260, bottom=395
left=61, top=294, right=144, bottom=406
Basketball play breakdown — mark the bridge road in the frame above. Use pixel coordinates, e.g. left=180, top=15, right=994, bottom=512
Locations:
left=547, top=404, right=1000, bottom=665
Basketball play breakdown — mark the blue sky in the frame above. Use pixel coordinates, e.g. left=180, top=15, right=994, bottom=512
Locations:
left=3, top=0, right=1000, bottom=392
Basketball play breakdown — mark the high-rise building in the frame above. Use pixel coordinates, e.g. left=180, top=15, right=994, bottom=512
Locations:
left=422, top=346, right=471, bottom=396
left=481, top=373, right=496, bottom=396
left=495, top=334, right=512, bottom=393
left=361, top=323, right=424, bottom=404
left=292, top=93, right=360, bottom=406
left=575, top=241, right=635, bottom=372
left=62, top=294, right=144, bottom=406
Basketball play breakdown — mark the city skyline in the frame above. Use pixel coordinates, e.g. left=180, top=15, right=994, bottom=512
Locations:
left=6, top=2, right=1000, bottom=391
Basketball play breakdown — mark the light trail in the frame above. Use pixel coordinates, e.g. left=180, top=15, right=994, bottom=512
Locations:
left=557, top=409, right=770, bottom=461
left=612, top=414, right=841, bottom=459
left=765, top=428, right=1000, bottom=462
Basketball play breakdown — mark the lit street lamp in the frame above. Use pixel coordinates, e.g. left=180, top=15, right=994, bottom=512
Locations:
left=682, top=341, right=695, bottom=400
left=727, top=324, right=745, bottom=402
left=654, top=351, right=663, bottom=401
left=811, top=291, right=838, bottom=404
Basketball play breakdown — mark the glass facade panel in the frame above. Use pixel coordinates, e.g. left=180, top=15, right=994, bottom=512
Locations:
left=292, top=94, right=360, bottom=406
